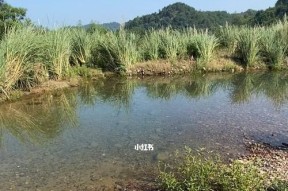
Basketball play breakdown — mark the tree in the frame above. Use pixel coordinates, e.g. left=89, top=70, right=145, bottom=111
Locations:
left=0, top=0, right=26, bottom=37
left=86, top=22, right=107, bottom=34
left=276, top=0, right=288, bottom=7
left=275, top=0, right=288, bottom=18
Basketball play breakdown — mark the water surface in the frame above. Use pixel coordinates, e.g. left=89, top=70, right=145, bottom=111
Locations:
left=0, top=72, right=288, bottom=190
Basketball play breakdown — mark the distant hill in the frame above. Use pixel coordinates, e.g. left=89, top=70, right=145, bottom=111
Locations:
left=252, top=0, right=288, bottom=25
left=83, top=22, right=120, bottom=31
left=101, top=22, right=121, bottom=31
left=125, top=2, right=257, bottom=31
left=125, top=0, right=288, bottom=31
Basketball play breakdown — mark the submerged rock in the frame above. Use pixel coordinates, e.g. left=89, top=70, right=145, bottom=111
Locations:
left=156, top=152, right=169, bottom=161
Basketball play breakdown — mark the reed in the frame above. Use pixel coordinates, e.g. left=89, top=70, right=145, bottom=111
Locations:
left=260, top=27, right=287, bottom=69
left=158, top=28, right=182, bottom=61
left=193, top=31, right=219, bottom=67
left=142, top=29, right=162, bottom=60
left=218, top=23, right=238, bottom=54
left=94, top=28, right=140, bottom=71
left=43, top=28, right=72, bottom=79
left=235, top=27, right=261, bottom=68
left=70, top=28, right=93, bottom=66
left=0, top=27, right=46, bottom=94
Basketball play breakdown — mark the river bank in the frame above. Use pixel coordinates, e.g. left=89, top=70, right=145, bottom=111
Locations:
left=0, top=56, right=279, bottom=104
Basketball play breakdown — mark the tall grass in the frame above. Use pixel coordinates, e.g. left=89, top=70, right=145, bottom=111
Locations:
left=2, top=20, right=288, bottom=97
left=193, top=31, right=219, bottom=67
left=44, top=29, right=72, bottom=79
left=141, top=28, right=193, bottom=61
left=142, top=29, right=162, bottom=60
left=235, top=27, right=261, bottom=67
left=260, top=27, right=287, bottom=69
left=276, top=15, right=288, bottom=47
left=70, top=28, right=93, bottom=66
left=0, top=27, right=46, bottom=94
left=218, top=23, right=238, bottom=54
left=159, top=28, right=183, bottom=61
left=94, top=28, right=140, bottom=71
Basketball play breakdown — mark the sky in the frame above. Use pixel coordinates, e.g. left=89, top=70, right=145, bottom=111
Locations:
left=6, top=0, right=277, bottom=27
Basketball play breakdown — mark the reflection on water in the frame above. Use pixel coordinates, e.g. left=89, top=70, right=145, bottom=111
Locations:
left=0, top=72, right=288, bottom=190
left=0, top=90, right=77, bottom=147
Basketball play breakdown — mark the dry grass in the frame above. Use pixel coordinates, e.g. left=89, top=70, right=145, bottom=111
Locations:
left=128, top=59, right=195, bottom=75
left=204, top=50, right=244, bottom=72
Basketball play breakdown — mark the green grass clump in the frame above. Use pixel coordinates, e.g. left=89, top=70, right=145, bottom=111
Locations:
left=235, top=27, right=261, bottom=68
left=94, top=28, right=140, bottom=71
left=43, top=29, right=72, bottom=79
left=0, top=27, right=47, bottom=94
left=70, top=28, right=93, bottom=66
left=260, top=27, right=287, bottom=69
left=261, top=23, right=287, bottom=69
left=159, top=147, right=268, bottom=191
left=159, top=28, right=183, bottom=62
left=218, top=23, right=238, bottom=54
left=269, top=180, right=288, bottom=191
left=142, top=29, right=162, bottom=60
left=193, top=31, right=219, bottom=67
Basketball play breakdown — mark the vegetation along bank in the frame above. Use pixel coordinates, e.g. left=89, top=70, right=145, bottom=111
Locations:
left=2, top=18, right=288, bottom=100
left=1, top=0, right=288, bottom=101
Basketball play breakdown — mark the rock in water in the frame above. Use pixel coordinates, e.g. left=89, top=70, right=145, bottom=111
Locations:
left=156, top=152, right=169, bottom=161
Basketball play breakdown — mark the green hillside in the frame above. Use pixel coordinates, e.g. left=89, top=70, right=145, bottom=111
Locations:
left=252, top=0, right=288, bottom=25
left=125, top=2, right=256, bottom=31
left=125, top=0, right=288, bottom=31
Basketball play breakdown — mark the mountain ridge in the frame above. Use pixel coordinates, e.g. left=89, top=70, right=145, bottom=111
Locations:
left=125, top=1, right=288, bottom=31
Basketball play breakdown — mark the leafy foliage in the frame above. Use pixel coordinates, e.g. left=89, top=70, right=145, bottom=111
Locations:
left=0, top=1, right=26, bottom=38
left=252, top=0, right=288, bottom=25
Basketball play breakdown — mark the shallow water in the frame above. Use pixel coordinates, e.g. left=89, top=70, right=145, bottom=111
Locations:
left=0, top=72, right=288, bottom=190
